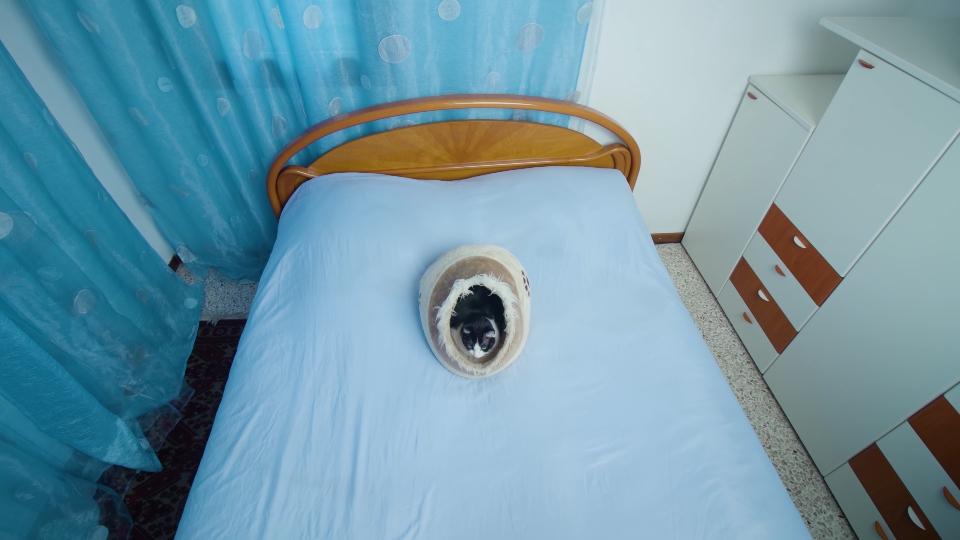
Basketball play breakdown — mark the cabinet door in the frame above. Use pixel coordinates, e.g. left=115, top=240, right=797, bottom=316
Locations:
left=716, top=281, right=779, bottom=372
left=764, top=135, right=960, bottom=475
left=773, top=51, right=960, bottom=277
left=851, top=445, right=940, bottom=539
left=742, top=232, right=819, bottom=330
left=729, top=258, right=797, bottom=353
left=683, top=85, right=809, bottom=294
left=910, top=395, right=960, bottom=490
left=879, top=421, right=960, bottom=537
left=826, top=464, right=896, bottom=540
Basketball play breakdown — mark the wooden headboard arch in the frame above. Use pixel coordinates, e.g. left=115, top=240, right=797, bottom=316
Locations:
left=266, top=94, right=641, bottom=217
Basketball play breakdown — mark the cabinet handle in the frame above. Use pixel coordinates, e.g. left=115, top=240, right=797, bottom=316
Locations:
left=873, top=522, right=889, bottom=540
left=746, top=92, right=757, bottom=100
left=742, top=312, right=752, bottom=324
left=945, top=486, right=960, bottom=510
left=758, top=290, right=769, bottom=302
left=858, top=59, right=875, bottom=69
left=793, top=236, right=806, bottom=249
left=907, top=505, right=925, bottom=529
left=775, top=264, right=785, bottom=276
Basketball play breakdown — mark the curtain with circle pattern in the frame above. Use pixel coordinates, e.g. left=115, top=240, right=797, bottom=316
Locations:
left=0, top=46, right=202, bottom=539
left=22, top=0, right=599, bottom=280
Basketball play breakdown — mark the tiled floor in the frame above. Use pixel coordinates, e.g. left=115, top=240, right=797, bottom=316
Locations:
left=184, top=244, right=856, bottom=539
left=176, top=266, right=257, bottom=323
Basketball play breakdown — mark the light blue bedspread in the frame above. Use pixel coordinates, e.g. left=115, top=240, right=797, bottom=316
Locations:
left=176, top=167, right=810, bottom=539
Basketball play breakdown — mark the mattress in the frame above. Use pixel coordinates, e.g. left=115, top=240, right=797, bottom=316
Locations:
left=176, top=166, right=810, bottom=539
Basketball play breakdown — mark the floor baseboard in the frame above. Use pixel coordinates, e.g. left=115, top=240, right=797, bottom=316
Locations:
left=652, top=232, right=684, bottom=244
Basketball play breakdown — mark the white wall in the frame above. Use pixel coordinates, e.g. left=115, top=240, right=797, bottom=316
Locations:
left=588, top=0, right=960, bottom=234
left=0, top=0, right=174, bottom=261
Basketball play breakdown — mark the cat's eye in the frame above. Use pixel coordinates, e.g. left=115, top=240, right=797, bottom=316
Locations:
left=463, top=328, right=471, bottom=334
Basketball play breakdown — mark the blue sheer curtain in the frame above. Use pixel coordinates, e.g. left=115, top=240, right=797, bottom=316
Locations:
left=22, top=0, right=597, bottom=280
left=0, top=46, right=202, bottom=538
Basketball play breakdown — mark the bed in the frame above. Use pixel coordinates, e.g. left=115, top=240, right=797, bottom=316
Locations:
left=175, top=96, right=810, bottom=539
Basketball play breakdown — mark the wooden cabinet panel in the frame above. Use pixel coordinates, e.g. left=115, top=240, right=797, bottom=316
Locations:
left=826, top=464, right=896, bottom=540
left=728, top=258, right=796, bottom=353
left=773, top=51, right=960, bottom=276
left=909, top=397, right=960, bottom=488
left=879, top=421, right=960, bottom=537
left=763, top=136, right=960, bottom=475
left=851, top=445, right=940, bottom=539
left=716, top=282, right=779, bottom=372
left=757, top=204, right=841, bottom=306
left=743, top=231, right=819, bottom=330
left=683, top=85, right=810, bottom=295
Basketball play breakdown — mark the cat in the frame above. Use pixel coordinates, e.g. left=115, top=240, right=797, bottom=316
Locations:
left=450, top=285, right=506, bottom=360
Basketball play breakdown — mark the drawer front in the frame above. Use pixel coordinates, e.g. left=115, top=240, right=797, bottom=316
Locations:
left=850, top=445, right=940, bottom=539
left=757, top=204, right=841, bottom=306
left=826, top=463, right=896, bottom=540
left=728, top=258, right=796, bottom=353
left=879, top=421, right=960, bottom=537
left=742, top=233, right=818, bottom=330
left=716, top=282, right=778, bottom=372
left=682, top=84, right=810, bottom=295
left=909, top=396, right=960, bottom=489
left=773, top=50, right=960, bottom=276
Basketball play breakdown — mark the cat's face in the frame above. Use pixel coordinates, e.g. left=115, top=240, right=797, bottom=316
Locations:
left=460, top=315, right=499, bottom=359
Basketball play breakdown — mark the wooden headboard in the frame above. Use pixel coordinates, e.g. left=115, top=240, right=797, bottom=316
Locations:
left=266, top=94, right=641, bottom=217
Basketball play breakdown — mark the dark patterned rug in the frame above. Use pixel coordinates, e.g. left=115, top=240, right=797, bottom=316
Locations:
left=123, top=319, right=245, bottom=540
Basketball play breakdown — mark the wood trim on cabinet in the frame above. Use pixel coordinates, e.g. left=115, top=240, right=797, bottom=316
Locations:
left=909, top=396, right=960, bottom=488
left=651, top=232, right=684, bottom=244
left=758, top=204, right=842, bottom=305
left=729, top=258, right=797, bottom=352
left=850, top=445, right=940, bottom=539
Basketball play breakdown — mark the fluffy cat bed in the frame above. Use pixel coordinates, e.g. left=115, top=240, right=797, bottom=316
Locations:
left=419, top=244, right=531, bottom=378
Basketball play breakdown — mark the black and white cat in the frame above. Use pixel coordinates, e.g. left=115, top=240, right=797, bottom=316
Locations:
left=450, top=285, right=506, bottom=359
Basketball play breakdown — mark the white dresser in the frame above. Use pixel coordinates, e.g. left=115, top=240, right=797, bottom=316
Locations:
left=683, top=17, right=960, bottom=540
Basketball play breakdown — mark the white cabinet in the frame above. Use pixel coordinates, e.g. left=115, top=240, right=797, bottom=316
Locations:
left=764, top=135, right=960, bottom=474
left=682, top=80, right=818, bottom=294
left=684, top=16, right=960, bottom=540
left=774, top=50, right=960, bottom=277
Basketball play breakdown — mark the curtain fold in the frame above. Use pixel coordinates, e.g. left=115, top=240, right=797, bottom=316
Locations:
left=0, top=45, right=201, bottom=538
left=23, top=0, right=597, bottom=279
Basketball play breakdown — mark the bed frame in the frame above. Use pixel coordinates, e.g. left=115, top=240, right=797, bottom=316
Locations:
left=266, top=94, right=641, bottom=218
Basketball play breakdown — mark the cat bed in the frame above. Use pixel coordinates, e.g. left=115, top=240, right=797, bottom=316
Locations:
left=419, top=244, right=531, bottom=378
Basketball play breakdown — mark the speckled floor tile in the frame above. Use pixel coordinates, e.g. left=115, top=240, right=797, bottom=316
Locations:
left=656, top=243, right=856, bottom=540
left=176, top=265, right=258, bottom=322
